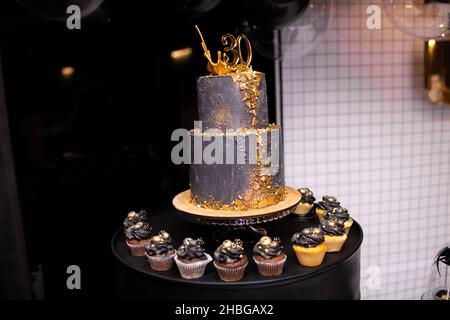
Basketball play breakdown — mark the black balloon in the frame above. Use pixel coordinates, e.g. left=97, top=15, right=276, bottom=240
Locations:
left=242, top=21, right=283, bottom=60
left=170, top=0, right=222, bottom=16
left=242, top=0, right=310, bottom=29
left=17, top=0, right=104, bottom=21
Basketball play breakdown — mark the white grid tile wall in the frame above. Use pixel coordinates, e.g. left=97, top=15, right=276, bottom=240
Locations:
left=280, top=0, right=450, bottom=299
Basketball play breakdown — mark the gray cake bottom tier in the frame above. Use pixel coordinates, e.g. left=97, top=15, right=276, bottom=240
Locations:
left=189, top=126, right=285, bottom=210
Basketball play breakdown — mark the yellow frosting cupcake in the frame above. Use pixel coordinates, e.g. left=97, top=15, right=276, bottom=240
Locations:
left=320, top=220, right=347, bottom=253
left=293, top=187, right=316, bottom=215
left=291, top=227, right=327, bottom=267
left=316, top=195, right=341, bottom=222
left=323, top=207, right=353, bottom=235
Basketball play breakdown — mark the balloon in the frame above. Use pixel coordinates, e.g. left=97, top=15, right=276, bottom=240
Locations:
left=169, top=0, right=222, bottom=17
left=243, top=0, right=333, bottom=60
left=383, top=0, right=450, bottom=40
left=242, top=21, right=283, bottom=59
left=280, top=0, right=333, bottom=60
left=16, top=0, right=104, bottom=21
left=242, top=0, right=310, bottom=29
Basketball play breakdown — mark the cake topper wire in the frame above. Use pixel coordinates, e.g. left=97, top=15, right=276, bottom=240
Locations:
left=195, top=25, right=252, bottom=76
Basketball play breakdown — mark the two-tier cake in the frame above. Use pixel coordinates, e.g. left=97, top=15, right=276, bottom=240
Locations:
left=188, top=27, right=285, bottom=211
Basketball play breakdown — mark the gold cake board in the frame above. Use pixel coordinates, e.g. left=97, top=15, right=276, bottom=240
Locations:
left=172, top=186, right=301, bottom=227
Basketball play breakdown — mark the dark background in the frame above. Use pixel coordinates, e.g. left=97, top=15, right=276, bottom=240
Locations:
left=0, top=0, right=277, bottom=299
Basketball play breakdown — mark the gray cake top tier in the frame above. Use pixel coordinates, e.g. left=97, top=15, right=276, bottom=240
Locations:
left=197, top=71, right=269, bottom=130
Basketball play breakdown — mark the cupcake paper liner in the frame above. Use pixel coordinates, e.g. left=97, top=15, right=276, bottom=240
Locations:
left=293, top=245, right=327, bottom=267
left=253, top=255, right=287, bottom=276
left=294, top=203, right=313, bottom=215
left=126, top=239, right=149, bottom=257
left=145, top=251, right=176, bottom=271
left=213, top=260, right=248, bottom=282
left=324, top=234, right=347, bottom=252
left=174, top=254, right=212, bottom=279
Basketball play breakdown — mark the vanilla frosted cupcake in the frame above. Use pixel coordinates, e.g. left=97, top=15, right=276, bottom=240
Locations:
left=253, top=236, right=287, bottom=276
left=125, top=221, right=152, bottom=256
left=214, top=239, right=248, bottom=282
left=324, top=207, right=353, bottom=234
left=123, top=210, right=149, bottom=231
left=320, top=219, right=347, bottom=253
left=291, top=227, right=327, bottom=267
left=144, top=230, right=176, bottom=271
left=294, top=188, right=316, bottom=216
left=316, top=196, right=340, bottom=222
left=174, top=238, right=212, bottom=279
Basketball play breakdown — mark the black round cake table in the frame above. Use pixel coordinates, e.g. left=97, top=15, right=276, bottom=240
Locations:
left=112, top=209, right=363, bottom=300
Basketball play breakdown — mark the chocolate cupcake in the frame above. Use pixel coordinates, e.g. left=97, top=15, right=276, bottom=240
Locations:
left=213, top=239, right=248, bottom=282
left=144, top=230, right=176, bottom=271
left=174, top=238, right=212, bottom=279
left=324, top=207, right=353, bottom=234
left=123, top=210, right=149, bottom=230
left=291, top=227, right=326, bottom=267
left=125, top=221, right=152, bottom=256
left=253, top=236, right=286, bottom=276
left=316, top=195, right=341, bottom=222
left=320, top=219, right=347, bottom=252
left=294, top=188, right=316, bottom=215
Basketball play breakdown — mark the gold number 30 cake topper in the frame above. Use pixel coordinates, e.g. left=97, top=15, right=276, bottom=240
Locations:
left=195, top=25, right=252, bottom=76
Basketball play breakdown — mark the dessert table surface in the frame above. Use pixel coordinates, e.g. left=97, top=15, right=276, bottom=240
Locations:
left=111, top=208, right=363, bottom=299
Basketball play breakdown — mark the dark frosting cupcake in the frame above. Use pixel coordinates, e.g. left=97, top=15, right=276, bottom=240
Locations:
left=324, top=207, right=350, bottom=223
left=145, top=230, right=174, bottom=256
left=317, top=195, right=340, bottom=211
left=123, top=210, right=149, bottom=229
left=291, top=227, right=325, bottom=248
left=214, top=239, right=245, bottom=264
left=320, top=219, right=345, bottom=236
left=253, top=236, right=283, bottom=259
left=125, top=221, right=152, bottom=240
left=177, top=238, right=206, bottom=260
left=435, top=289, right=449, bottom=300
left=298, top=188, right=316, bottom=204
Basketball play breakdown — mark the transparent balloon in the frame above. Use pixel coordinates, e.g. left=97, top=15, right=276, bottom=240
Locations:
left=383, top=0, right=450, bottom=40
left=242, top=0, right=310, bottom=30
left=422, top=242, right=450, bottom=300
left=242, top=0, right=333, bottom=60
left=280, top=0, right=333, bottom=60
left=242, top=21, right=283, bottom=60
left=16, top=0, right=104, bottom=21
